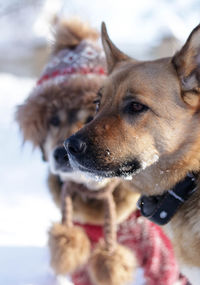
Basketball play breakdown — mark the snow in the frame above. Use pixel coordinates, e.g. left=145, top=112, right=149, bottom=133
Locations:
left=0, top=246, right=56, bottom=285
left=0, top=74, right=62, bottom=285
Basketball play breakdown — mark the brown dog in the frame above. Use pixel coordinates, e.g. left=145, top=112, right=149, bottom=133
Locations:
left=65, top=23, right=200, bottom=283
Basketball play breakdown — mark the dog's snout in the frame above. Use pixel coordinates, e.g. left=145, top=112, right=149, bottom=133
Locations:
left=53, top=146, right=68, bottom=164
left=64, top=136, right=87, bottom=156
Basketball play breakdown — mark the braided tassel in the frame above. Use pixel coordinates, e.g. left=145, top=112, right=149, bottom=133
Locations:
left=103, top=192, right=117, bottom=252
left=48, top=182, right=91, bottom=275
left=88, top=190, right=137, bottom=285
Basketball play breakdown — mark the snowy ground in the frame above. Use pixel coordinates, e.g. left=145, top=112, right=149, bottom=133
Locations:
left=0, top=74, right=145, bottom=285
left=0, top=74, right=62, bottom=285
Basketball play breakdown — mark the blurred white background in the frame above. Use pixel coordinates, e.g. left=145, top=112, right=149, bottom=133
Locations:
left=0, top=1, right=199, bottom=284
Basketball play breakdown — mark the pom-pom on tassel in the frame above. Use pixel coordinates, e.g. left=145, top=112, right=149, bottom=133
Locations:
left=88, top=191, right=137, bottom=285
left=48, top=182, right=90, bottom=275
left=48, top=223, right=90, bottom=274
left=89, top=241, right=137, bottom=285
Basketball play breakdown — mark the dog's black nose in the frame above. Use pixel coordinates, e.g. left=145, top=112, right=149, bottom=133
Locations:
left=64, top=136, right=87, bottom=156
left=53, top=146, right=68, bottom=164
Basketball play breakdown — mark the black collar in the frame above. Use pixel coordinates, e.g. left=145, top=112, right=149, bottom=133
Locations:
left=137, top=173, right=198, bottom=225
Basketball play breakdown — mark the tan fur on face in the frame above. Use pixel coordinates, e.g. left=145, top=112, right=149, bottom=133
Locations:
left=75, top=57, right=200, bottom=195
left=70, top=24, right=200, bottom=196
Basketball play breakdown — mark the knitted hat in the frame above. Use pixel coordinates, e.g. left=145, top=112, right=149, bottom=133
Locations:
left=72, top=211, right=189, bottom=285
left=33, top=39, right=106, bottom=97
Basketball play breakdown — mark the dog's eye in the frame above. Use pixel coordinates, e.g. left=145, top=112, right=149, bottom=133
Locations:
left=85, top=116, right=93, bottom=124
left=49, top=115, right=60, bottom=127
left=93, top=88, right=102, bottom=113
left=125, top=102, right=148, bottom=114
left=93, top=99, right=100, bottom=112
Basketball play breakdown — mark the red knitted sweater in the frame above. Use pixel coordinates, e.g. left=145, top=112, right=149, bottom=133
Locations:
left=72, top=211, right=188, bottom=285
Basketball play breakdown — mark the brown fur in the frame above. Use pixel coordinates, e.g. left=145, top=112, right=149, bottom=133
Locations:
left=65, top=22, right=200, bottom=279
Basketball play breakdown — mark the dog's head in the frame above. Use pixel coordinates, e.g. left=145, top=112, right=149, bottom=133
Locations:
left=16, top=78, right=100, bottom=178
left=16, top=18, right=108, bottom=185
left=65, top=23, right=200, bottom=194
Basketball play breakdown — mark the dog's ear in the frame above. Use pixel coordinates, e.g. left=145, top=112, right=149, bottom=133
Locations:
left=101, top=22, right=131, bottom=74
left=172, top=24, right=200, bottom=107
left=15, top=100, right=47, bottom=148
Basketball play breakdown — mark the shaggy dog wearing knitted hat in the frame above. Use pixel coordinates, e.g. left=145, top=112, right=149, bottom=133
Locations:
left=16, top=18, right=137, bottom=284
left=16, top=19, right=187, bottom=285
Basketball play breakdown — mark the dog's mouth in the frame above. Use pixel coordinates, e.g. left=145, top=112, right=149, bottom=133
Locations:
left=68, top=154, right=141, bottom=181
left=64, top=134, right=142, bottom=180
left=50, top=146, right=111, bottom=188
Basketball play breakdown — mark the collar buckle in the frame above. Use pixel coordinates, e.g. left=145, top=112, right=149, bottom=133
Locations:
left=138, top=173, right=198, bottom=225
